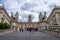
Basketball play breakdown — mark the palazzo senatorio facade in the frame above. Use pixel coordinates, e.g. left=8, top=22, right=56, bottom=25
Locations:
left=0, top=5, right=60, bottom=33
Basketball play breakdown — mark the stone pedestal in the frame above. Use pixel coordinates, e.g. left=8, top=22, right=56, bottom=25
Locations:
left=39, top=21, right=47, bottom=32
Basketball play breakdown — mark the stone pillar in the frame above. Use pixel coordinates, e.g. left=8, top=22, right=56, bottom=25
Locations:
left=17, top=27, right=19, bottom=31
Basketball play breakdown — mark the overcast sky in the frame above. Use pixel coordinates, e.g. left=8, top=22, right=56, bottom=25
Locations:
left=0, top=0, right=60, bottom=22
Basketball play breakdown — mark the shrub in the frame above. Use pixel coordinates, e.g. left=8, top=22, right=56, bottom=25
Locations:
left=0, top=23, right=10, bottom=29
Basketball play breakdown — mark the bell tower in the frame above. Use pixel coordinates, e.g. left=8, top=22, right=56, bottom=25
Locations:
left=28, top=15, right=32, bottom=22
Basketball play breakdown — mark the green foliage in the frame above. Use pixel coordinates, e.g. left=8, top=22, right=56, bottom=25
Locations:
left=0, top=23, right=10, bottom=29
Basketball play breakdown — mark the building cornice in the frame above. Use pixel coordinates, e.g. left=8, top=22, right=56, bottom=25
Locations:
left=18, top=22, right=39, bottom=24
left=0, top=6, right=11, bottom=22
left=47, top=6, right=60, bottom=21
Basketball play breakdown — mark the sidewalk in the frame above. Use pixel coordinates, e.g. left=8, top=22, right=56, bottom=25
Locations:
left=44, top=31, right=60, bottom=37
left=0, top=29, right=13, bottom=35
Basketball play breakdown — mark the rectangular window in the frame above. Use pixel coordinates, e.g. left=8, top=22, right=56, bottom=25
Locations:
left=0, top=12, right=3, bottom=18
left=0, top=12, right=3, bottom=22
left=1, top=18, right=4, bottom=22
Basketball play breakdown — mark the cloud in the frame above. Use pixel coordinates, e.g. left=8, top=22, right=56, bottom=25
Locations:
left=0, top=0, right=60, bottom=22
left=21, top=2, right=37, bottom=11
